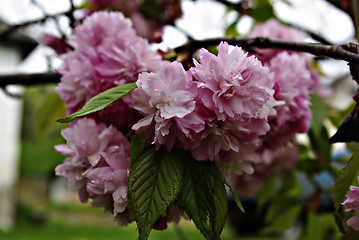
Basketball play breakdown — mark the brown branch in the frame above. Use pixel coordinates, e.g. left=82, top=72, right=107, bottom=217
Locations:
left=174, top=37, right=359, bottom=63
left=1, top=38, right=358, bottom=87
left=0, top=72, right=60, bottom=87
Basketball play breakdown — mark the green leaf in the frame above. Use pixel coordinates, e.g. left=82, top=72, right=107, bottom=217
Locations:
left=57, top=82, right=137, bottom=123
left=308, top=96, right=332, bottom=163
left=334, top=146, right=359, bottom=209
left=205, top=163, right=228, bottom=237
left=304, top=211, right=339, bottom=240
left=260, top=196, right=302, bottom=234
left=310, top=94, right=329, bottom=138
left=251, top=0, right=275, bottom=23
left=176, top=158, right=213, bottom=240
left=257, top=178, right=277, bottom=209
left=128, top=147, right=184, bottom=240
left=225, top=15, right=240, bottom=37
left=176, top=157, right=229, bottom=240
left=206, top=163, right=244, bottom=212
left=130, top=134, right=145, bottom=164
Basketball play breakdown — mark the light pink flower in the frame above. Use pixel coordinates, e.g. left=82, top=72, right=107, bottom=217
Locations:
left=191, top=41, right=276, bottom=122
left=55, top=118, right=132, bottom=224
left=343, top=178, right=359, bottom=231
left=131, top=61, right=205, bottom=151
left=249, top=18, right=309, bottom=63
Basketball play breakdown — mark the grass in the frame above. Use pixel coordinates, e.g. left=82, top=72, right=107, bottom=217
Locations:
left=0, top=201, right=282, bottom=240
left=0, top=177, right=280, bottom=240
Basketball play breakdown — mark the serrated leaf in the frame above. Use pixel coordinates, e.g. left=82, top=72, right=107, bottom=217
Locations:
left=128, top=147, right=184, bottom=240
left=176, top=157, right=229, bottom=240
left=206, top=163, right=244, bottom=212
left=57, top=82, right=136, bottom=123
left=176, top=158, right=213, bottom=240
left=130, top=134, right=145, bottom=164
left=334, top=146, right=359, bottom=209
left=205, top=165, right=228, bottom=237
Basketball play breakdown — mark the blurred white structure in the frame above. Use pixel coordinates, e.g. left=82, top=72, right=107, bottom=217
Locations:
left=0, top=44, right=23, bottom=231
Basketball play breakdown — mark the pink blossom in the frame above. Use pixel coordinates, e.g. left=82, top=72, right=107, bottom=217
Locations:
left=131, top=61, right=205, bottom=151
left=56, top=52, right=99, bottom=114
left=56, top=11, right=164, bottom=131
left=342, top=178, right=359, bottom=231
left=191, top=41, right=276, bottom=122
left=40, top=34, right=69, bottom=55
left=131, top=12, right=164, bottom=42
left=55, top=118, right=132, bottom=224
left=69, top=11, right=163, bottom=85
left=263, top=52, right=312, bottom=148
left=249, top=18, right=309, bottom=63
left=228, top=142, right=298, bottom=196
left=190, top=118, right=268, bottom=162
left=249, top=19, right=331, bottom=98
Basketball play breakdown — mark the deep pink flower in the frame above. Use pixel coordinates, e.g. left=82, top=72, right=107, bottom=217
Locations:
left=131, top=61, right=205, bottom=151
left=69, top=11, right=163, bottom=85
left=130, top=12, right=164, bottom=42
left=191, top=41, right=276, bottom=122
left=40, top=34, right=69, bottom=55
left=343, top=179, right=359, bottom=231
left=56, top=11, right=164, bottom=131
left=55, top=118, right=132, bottom=224
left=263, top=52, right=312, bottom=148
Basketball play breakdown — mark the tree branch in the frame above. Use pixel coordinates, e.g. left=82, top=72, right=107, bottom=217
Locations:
left=0, top=72, right=60, bottom=87
left=0, top=9, right=73, bottom=39
left=1, top=38, right=358, bottom=87
left=174, top=37, right=359, bottom=63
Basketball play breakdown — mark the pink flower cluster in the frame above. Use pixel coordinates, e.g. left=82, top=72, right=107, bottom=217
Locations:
left=227, top=19, right=330, bottom=194
left=55, top=11, right=165, bottom=225
left=131, top=42, right=277, bottom=167
left=55, top=118, right=133, bottom=224
left=55, top=12, right=327, bottom=224
left=342, top=177, right=359, bottom=231
left=56, top=11, right=164, bottom=132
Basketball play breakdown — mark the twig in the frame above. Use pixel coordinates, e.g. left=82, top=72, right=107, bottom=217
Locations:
left=0, top=72, right=61, bottom=87
left=213, top=0, right=251, bottom=15
left=0, top=10, right=73, bottom=39
left=30, top=0, right=68, bottom=37
left=67, top=0, right=77, bottom=29
left=174, top=37, right=359, bottom=63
